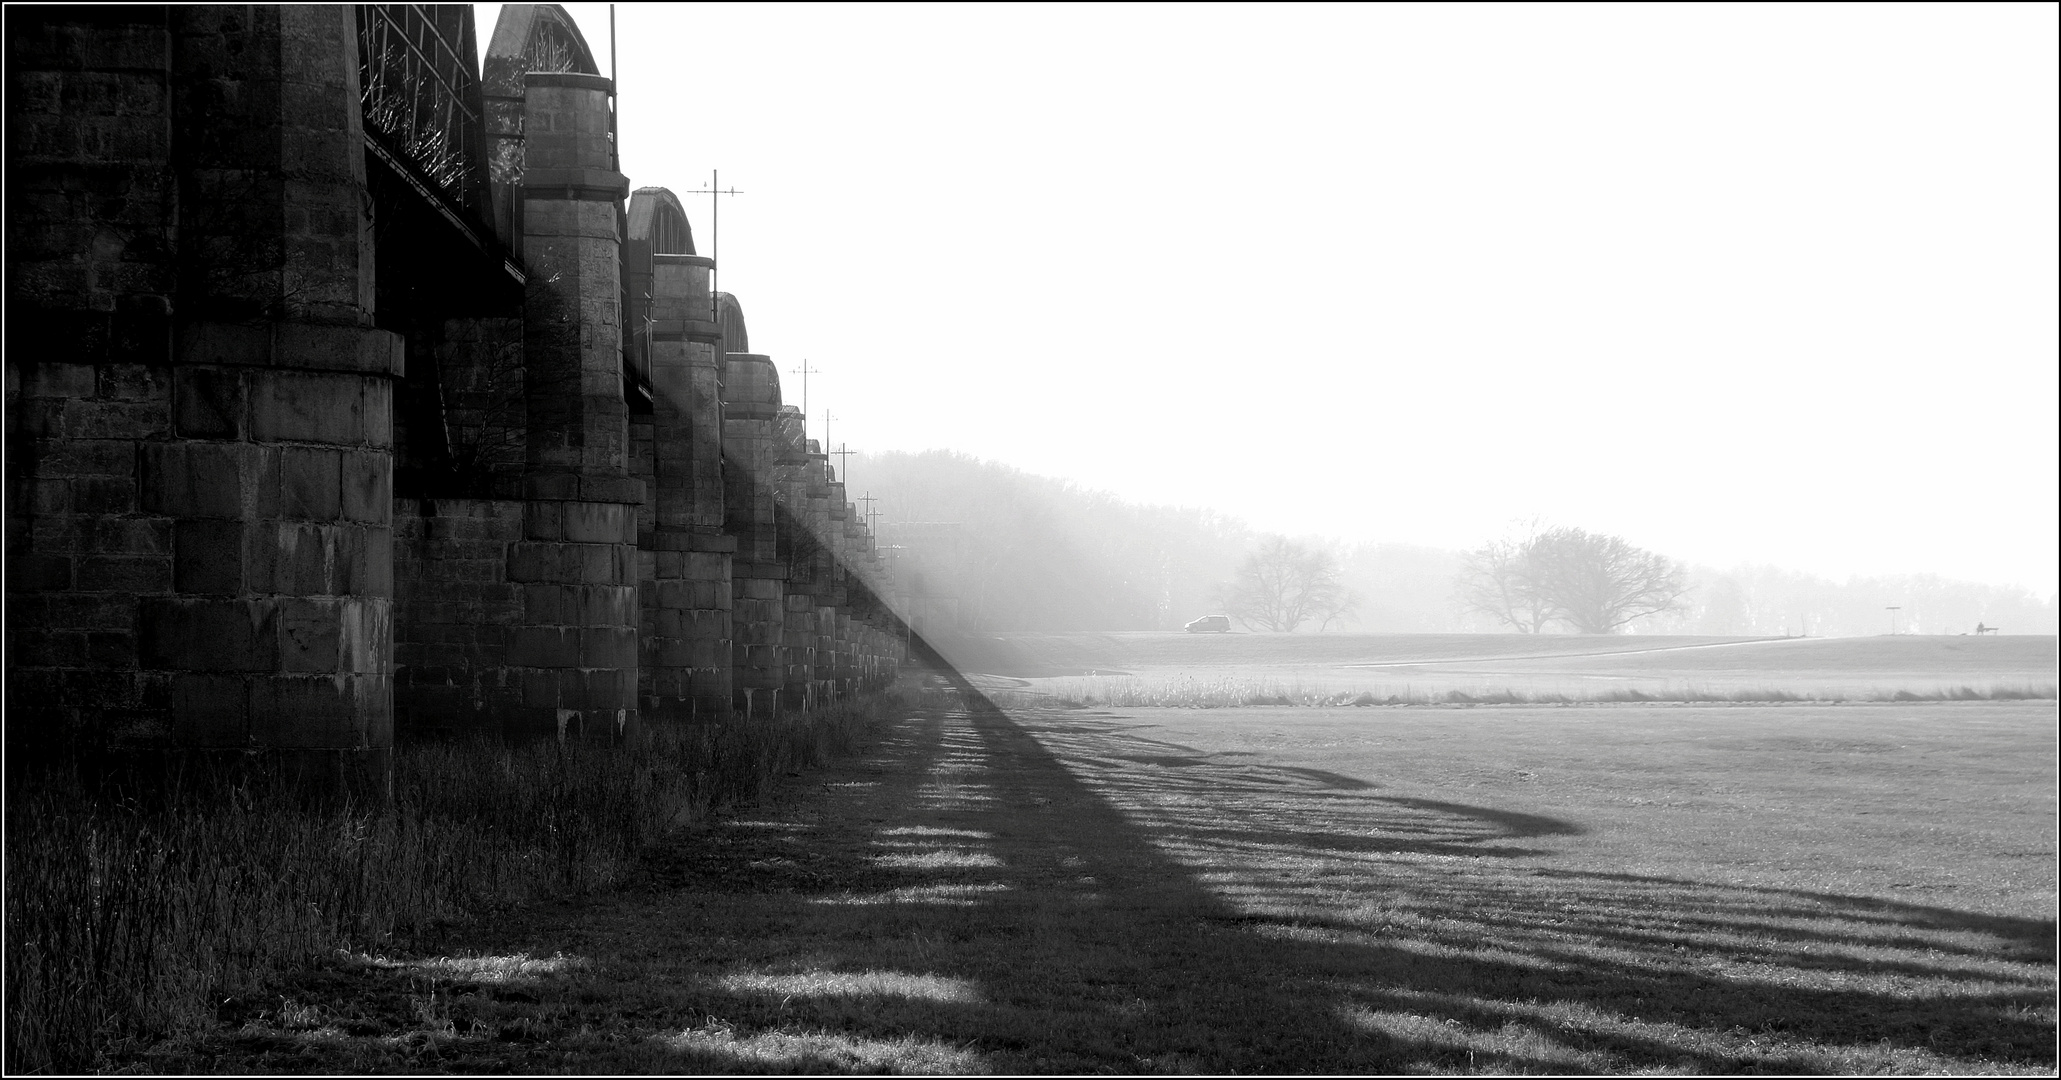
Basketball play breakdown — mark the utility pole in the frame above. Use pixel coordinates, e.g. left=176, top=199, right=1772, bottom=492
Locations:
left=822, top=410, right=834, bottom=455
left=607, top=6, right=618, bottom=171
left=693, top=172, right=742, bottom=324
left=789, top=359, right=819, bottom=420
left=1886, top=605, right=1901, bottom=635
left=857, top=492, right=880, bottom=534
left=831, top=442, right=854, bottom=482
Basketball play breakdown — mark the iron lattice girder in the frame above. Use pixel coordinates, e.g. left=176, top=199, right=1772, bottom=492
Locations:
left=356, top=4, right=489, bottom=218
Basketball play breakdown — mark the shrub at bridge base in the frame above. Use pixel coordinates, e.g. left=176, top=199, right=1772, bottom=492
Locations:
left=2, top=688, right=908, bottom=1074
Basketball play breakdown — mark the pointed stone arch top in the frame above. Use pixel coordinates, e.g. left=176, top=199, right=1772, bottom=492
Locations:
left=486, top=4, right=601, bottom=76
left=628, top=187, right=696, bottom=255
left=717, top=293, right=748, bottom=354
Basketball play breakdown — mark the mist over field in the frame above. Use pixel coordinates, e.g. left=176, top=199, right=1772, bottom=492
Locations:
left=856, top=450, right=2061, bottom=638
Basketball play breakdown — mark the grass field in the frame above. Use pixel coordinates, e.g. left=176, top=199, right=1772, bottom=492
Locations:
left=942, top=632, right=2059, bottom=704
left=139, top=669, right=2058, bottom=1074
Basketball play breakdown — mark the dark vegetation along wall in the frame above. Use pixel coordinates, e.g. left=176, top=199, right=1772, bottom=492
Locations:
left=5, top=3, right=909, bottom=795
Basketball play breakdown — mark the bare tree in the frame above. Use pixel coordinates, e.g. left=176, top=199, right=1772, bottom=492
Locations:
left=1462, top=525, right=1687, bottom=634
left=1531, top=527, right=1689, bottom=633
left=1458, top=534, right=1555, bottom=633
left=1220, top=537, right=1358, bottom=632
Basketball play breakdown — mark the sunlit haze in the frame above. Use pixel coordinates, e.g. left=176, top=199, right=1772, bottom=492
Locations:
left=480, top=3, right=2059, bottom=597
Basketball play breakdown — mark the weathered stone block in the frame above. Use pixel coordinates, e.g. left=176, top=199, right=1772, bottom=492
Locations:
left=9, top=552, right=73, bottom=591
left=357, top=529, right=392, bottom=595
left=582, top=626, right=636, bottom=670
left=65, top=397, right=167, bottom=440
left=652, top=639, right=691, bottom=668
left=99, top=363, right=168, bottom=403
left=522, top=473, right=579, bottom=502
left=250, top=674, right=377, bottom=749
left=339, top=451, right=388, bottom=522
left=579, top=476, right=644, bottom=506
left=172, top=673, right=249, bottom=746
left=523, top=500, right=564, bottom=541
left=340, top=599, right=388, bottom=673
left=562, top=500, right=623, bottom=544
left=250, top=369, right=363, bottom=445
left=652, top=608, right=687, bottom=639
left=277, top=445, right=341, bottom=520
left=20, top=361, right=98, bottom=399
left=525, top=584, right=572, bottom=625
left=515, top=667, right=560, bottom=708
left=505, top=541, right=558, bottom=583
left=269, top=323, right=402, bottom=377
left=576, top=585, right=634, bottom=627
left=173, top=519, right=244, bottom=594
left=75, top=554, right=170, bottom=593
left=569, top=543, right=614, bottom=584
left=140, top=597, right=277, bottom=671
left=176, top=320, right=269, bottom=367
left=270, top=523, right=332, bottom=595
left=364, top=379, right=392, bottom=447
left=507, top=625, right=578, bottom=668
left=141, top=441, right=248, bottom=518
left=279, top=597, right=342, bottom=672
left=172, top=367, right=245, bottom=438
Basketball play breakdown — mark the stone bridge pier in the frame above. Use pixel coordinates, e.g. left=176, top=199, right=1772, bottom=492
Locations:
left=723, top=353, right=787, bottom=718
left=6, top=6, right=399, bottom=795
left=637, top=249, right=735, bottom=721
left=7, top=3, right=910, bottom=780
left=507, top=69, right=640, bottom=742
left=774, top=414, right=825, bottom=713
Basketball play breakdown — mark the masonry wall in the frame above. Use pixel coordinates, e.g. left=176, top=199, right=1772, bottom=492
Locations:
left=638, top=252, right=734, bottom=721
left=722, top=354, right=789, bottom=717
left=6, top=6, right=398, bottom=795
left=6, top=5, right=906, bottom=774
left=391, top=498, right=524, bottom=735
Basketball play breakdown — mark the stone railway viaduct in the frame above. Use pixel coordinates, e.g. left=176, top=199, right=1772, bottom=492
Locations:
left=6, top=4, right=912, bottom=793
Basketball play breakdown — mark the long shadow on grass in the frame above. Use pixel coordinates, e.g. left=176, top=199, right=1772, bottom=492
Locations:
left=203, top=683, right=2054, bottom=1074
left=628, top=685, right=2050, bottom=1073
left=1013, top=700, right=2056, bottom=1072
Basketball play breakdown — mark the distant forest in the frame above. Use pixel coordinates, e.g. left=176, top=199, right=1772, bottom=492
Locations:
left=853, top=451, right=2060, bottom=637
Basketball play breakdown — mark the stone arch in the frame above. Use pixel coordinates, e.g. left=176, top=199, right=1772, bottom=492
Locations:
left=716, top=293, right=749, bottom=354
left=482, top=5, right=604, bottom=189
left=485, top=4, right=601, bottom=76
left=628, top=187, right=696, bottom=255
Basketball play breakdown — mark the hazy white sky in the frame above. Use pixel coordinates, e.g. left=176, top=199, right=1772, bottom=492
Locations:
left=481, top=3, right=2058, bottom=596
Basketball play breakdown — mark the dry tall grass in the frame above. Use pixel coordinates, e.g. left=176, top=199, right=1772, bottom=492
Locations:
left=2, top=694, right=900, bottom=1074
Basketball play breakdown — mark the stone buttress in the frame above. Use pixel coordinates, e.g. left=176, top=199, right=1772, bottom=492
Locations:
left=722, top=353, right=787, bottom=717
left=6, top=7, right=398, bottom=793
left=6, top=5, right=913, bottom=777
left=508, top=69, right=640, bottom=741
left=640, top=244, right=735, bottom=720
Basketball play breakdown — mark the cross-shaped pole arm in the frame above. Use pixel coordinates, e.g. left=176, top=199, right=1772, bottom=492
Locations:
left=694, top=171, right=743, bottom=323
left=790, top=359, right=819, bottom=419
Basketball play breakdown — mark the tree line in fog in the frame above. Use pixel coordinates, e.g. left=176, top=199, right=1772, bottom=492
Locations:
left=855, top=451, right=2058, bottom=636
